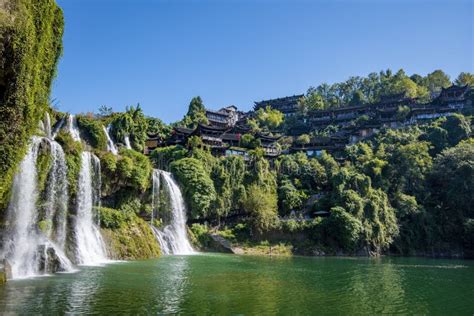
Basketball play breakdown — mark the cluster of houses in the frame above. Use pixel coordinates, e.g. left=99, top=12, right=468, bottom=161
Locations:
left=145, top=85, right=472, bottom=158
left=145, top=105, right=282, bottom=159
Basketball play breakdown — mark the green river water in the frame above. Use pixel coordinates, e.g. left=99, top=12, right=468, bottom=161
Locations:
left=0, top=254, right=472, bottom=315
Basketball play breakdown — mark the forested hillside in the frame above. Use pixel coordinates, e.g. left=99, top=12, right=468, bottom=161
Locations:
left=0, top=0, right=472, bottom=258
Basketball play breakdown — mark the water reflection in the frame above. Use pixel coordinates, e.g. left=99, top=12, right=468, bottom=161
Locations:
left=66, top=267, right=104, bottom=314
left=152, top=256, right=189, bottom=313
left=0, top=255, right=472, bottom=314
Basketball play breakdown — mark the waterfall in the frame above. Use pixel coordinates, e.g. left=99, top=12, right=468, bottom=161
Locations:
left=52, top=116, right=65, bottom=140
left=44, top=112, right=52, bottom=139
left=2, top=137, right=73, bottom=278
left=124, top=135, right=132, bottom=150
left=151, top=170, right=194, bottom=255
left=43, top=140, right=69, bottom=250
left=151, top=169, right=160, bottom=223
left=103, top=125, right=118, bottom=155
left=67, top=114, right=81, bottom=142
left=73, top=151, right=108, bottom=265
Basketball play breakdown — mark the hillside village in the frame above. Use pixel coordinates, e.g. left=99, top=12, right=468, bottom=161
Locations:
left=145, top=84, right=473, bottom=158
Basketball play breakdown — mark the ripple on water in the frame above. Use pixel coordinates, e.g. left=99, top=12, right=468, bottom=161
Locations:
left=0, top=255, right=472, bottom=315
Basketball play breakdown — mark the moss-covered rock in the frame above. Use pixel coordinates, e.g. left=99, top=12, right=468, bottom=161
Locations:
left=0, top=0, right=64, bottom=211
left=36, top=140, right=53, bottom=194
left=55, top=130, right=82, bottom=198
left=100, top=209, right=161, bottom=260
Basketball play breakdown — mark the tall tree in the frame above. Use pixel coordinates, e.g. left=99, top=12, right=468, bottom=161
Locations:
left=180, top=96, right=209, bottom=128
left=455, top=72, right=474, bottom=87
left=423, top=70, right=451, bottom=96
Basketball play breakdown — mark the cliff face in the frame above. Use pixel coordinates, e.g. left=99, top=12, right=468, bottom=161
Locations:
left=0, top=0, right=64, bottom=210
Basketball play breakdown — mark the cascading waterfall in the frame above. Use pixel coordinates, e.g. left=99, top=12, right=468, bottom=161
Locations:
left=52, top=116, right=65, bottom=140
left=43, top=140, right=69, bottom=250
left=44, top=112, right=52, bottom=139
left=2, top=137, right=73, bottom=278
left=124, top=135, right=132, bottom=150
left=151, top=169, right=160, bottom=223
left=1, top=113, right=115, bottom=278
left=103, top=125, right=118, bottom=155
left=67, top=114, right=81, bottom=142
left=73, top=152, right=108, bottom=265
left=60, top=113, right=108, bottom=265
left=151, top=169, right=194, bottom=255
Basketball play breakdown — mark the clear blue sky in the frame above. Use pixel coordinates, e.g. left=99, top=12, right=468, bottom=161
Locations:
left=53, top=0, right=473, bottom=123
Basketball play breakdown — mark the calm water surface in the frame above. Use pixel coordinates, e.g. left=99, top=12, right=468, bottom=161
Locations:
left=0, top=254, right=473, bottom=314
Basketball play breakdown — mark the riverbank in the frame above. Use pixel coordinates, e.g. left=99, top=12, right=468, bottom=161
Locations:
left=192, top=229, right=472, bottom=259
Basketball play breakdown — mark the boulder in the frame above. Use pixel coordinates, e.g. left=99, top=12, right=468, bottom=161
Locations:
left=209, top=234, right=244, bottom=254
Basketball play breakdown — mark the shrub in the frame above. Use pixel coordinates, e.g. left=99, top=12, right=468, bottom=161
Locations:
left=150, top=145, right=188, bottom=170
left=98, top=207, right=127, bottom=229
left=117, top=156, right=133, bottom=178
left=76, top=115, right=107, bottom=150
left=111, top=148, right=152, bottom=193
left=189, top=223, right=212, bottom=248
left=278, top=179, right=306, bottom=215
left=243, top=184, right=278, bottom=233
left=322, top=207, right=362, bottom=251
left=171, top=158, right=216, bottom=219
left=240, top=134, right=261, bottom=149
left=120, top=149, right=152, bottom=191
left=100, top=152, right=118, bottom=174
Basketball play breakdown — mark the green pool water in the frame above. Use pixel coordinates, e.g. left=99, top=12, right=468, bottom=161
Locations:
left=0, top=254, right=473, bottom=314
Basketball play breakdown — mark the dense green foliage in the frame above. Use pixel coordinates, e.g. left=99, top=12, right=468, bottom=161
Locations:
left=109, top=105, right=148, bottom=152
left=150, top=145, right=188, bottom=170
left=168, top=112, right=473, bottom=256
left=36, top=141, right=53, bottom=194
left=242, top=184, right=278, bottom=233
left=100, top=208, right=161, bottom=259
left=170, top=158, right=216, bottom=219
left=0, top=0, right=64, bottom=209
left=321, top=207, right=362, bottom=251
left=99, top=148, right=152, bottom=213
left=146, top=117, right=171, bottom=138
left=1, top=22, right=472, bottom=262
left=76, top=115, right=107, bottom=151
left=428, top=141, right=474, bottom=254
left=297, top=69, right=471, bottom=113
left=178, top=96, right=209, bottom=128
left=249, top=106, right=284, bottom=132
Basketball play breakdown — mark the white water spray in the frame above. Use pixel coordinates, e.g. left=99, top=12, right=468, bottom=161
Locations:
left=44, top=112, right=52, bottom=139
left=103, top=125, right=118, bottom=155
left=67, top=114, right=81, bottom=142
left=73, top=152, right=108, bottom=265
left=151, top=170, right=194, bottom=255
left=43, top=140, right=69, bottom=250
left=124, top=135, right=132, bottom=150
left=52, top=116, right=65, bottom=140
left=2, top=137, right=73, bottom=278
